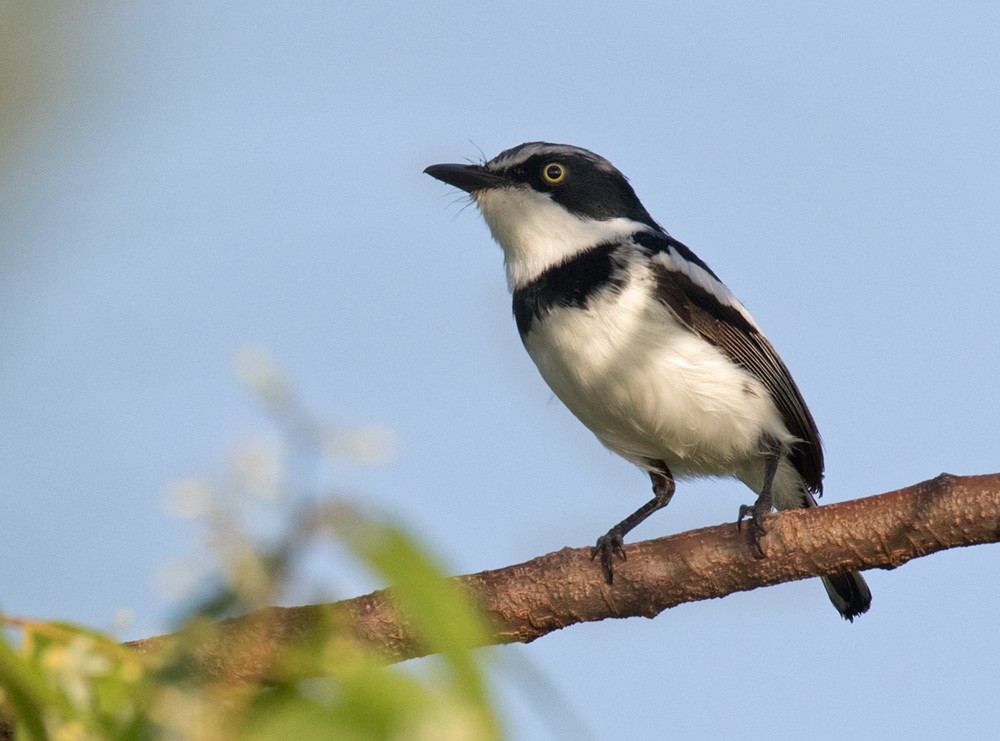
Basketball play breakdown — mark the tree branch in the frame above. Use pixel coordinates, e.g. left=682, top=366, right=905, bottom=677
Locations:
left=129, top=472, right=1000, bottom=682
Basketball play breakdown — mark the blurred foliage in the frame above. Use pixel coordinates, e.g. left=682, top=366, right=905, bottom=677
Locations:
left=1, top=0, right=80, bottom=186
left=0, top=349, right=501, bottom=739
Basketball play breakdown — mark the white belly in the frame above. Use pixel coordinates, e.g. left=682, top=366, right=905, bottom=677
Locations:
left=521, top=280, right=793, bottom=479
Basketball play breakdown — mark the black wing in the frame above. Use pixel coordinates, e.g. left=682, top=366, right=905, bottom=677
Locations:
left=635, top=231, right=824, bottom=493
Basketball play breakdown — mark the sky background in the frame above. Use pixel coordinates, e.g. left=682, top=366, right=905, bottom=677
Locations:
left=3, top=3, right=999, bottom=739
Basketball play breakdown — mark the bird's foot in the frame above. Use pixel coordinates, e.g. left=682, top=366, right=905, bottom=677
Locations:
left=737, top=499, right=771, bottom=559
left=591, top=529, right=627, bottom=584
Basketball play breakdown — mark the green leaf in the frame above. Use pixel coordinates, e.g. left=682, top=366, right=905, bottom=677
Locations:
left=329, top=507, right=498, bottom=732
left=0, top=629, right=65, bottom=739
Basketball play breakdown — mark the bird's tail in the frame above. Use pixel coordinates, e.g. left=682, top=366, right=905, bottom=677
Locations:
left=804, top=491, right=871, bottom=621
left=821, top=570, right=872, bottom=622
left=780, top=485, right=872, bottom=621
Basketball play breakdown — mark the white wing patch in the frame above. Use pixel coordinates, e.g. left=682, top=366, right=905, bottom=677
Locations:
left=649, top=248, right=760, bottom=331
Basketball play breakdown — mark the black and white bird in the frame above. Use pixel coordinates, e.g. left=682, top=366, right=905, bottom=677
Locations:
left=424, top=142, right=871, bottom=621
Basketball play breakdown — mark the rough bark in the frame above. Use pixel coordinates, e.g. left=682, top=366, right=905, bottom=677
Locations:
left=125, top=472, right=1000, bottom=683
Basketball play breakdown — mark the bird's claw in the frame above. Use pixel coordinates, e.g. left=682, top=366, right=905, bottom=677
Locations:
left=591, top=530, right=626, bottom=584
left=737, top=503, right=768, bottom=558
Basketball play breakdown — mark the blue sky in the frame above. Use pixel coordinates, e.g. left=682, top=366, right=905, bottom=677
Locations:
left=3, top=3, right=999, bottom=738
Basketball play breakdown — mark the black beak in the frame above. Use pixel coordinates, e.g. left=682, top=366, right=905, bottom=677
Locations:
left=423, top=163, right=507, bottom=193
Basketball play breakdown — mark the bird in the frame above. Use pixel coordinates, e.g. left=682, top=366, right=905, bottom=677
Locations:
left=424, top=142, right=871, bottom=621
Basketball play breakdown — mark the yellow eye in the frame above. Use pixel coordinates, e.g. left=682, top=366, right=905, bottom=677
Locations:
left=541, top=162, right=566, bottom=184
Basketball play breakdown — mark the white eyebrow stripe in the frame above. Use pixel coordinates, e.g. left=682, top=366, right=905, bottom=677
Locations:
left=487, top=142, right=617, bottom=173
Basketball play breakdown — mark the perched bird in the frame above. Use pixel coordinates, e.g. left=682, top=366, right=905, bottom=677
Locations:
left=424, top=142, right=871, bottom=620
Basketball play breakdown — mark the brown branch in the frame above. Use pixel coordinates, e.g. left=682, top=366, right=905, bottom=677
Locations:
left=129, top=472, right=1000, bottom=683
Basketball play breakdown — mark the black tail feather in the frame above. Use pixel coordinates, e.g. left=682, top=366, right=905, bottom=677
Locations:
left=792, top=489, right=872, bottom=620
left=822, top=571, right=872, bottom=622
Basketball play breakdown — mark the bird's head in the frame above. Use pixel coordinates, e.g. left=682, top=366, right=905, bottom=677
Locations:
left=425, top=142, right=662, bottom=287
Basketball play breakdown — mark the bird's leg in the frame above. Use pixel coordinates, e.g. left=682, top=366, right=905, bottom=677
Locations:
left=738, top=437, right=781, bottom=558
left=592, top=462, right=675, bottom=584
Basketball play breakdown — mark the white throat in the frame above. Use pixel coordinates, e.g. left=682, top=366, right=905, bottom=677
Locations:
left=474, top=187, right=648, bottom=289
